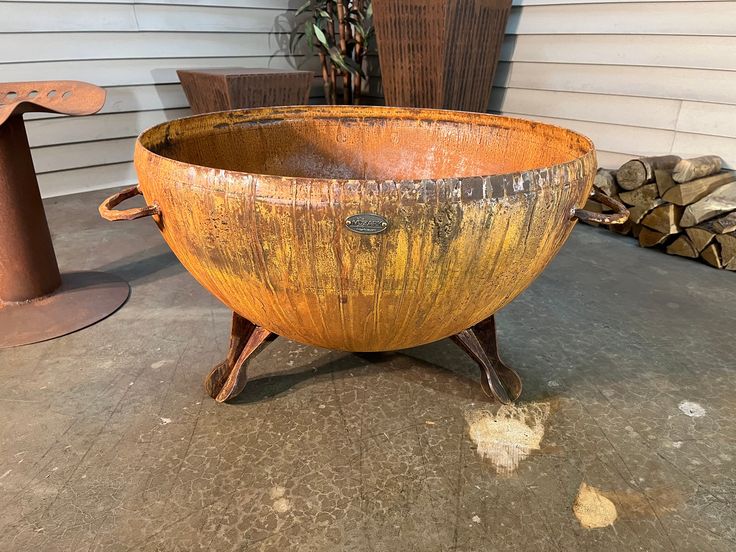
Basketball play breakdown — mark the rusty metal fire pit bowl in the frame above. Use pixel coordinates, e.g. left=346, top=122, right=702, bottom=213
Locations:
left=99, top=105, right=628, bottom=404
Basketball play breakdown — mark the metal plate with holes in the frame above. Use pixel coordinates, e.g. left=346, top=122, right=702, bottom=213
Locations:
left=345, top=213, right=389, bottom=234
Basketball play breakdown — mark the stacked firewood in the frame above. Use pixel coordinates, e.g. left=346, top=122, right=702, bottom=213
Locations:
left=584, top=155, right=736, bottom=270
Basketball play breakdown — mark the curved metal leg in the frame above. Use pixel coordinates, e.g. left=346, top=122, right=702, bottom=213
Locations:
left=204, top=312, right=276, bottom=403
left=450, top=315, right=522, bottom=404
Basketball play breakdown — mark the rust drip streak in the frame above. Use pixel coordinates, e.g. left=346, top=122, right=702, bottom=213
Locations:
left=478, top=205, right=514, bottom=318
left=294, top=182, right=324, bottom=345
left=369, top=185, right=389, bottom=343
left=327, top=182, right=350, bottom=350
left=248, top=176, right=286, bottom=334
left=450, top=205, right=491, bottom=326
left=415, top=191, right=457, bottom=339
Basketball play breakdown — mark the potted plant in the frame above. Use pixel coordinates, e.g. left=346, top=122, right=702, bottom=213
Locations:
left=292, top=0, right=374, bottom=105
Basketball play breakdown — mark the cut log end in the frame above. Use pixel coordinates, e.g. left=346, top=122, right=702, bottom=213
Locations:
left=617, top=155, right=681, bottom=190
left=641, top=203, right=683, bottom=235
left=638, top=227, right=668, bottom=248
left=716, top=233, right=736, bottom=267
left=701, top=243, right=723, bottom=269
left=616, top=160, right=648, bottom=191
left=620, top=183, right=659, bottom=207
left=686, top=227, right=716, bottom=253
left=666, top=235, right=698, bottom=258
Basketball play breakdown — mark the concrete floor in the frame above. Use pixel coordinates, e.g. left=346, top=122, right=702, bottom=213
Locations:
left=1, top=188, right=735, bottom=552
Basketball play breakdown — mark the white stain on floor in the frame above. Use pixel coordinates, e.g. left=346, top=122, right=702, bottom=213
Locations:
left=270, top=485, right=286, bottom=499
left=678, top=401, right=706, bottom=418
left=573, top=482, right=618, bottom=529
left=270, top=485, right=291, bottom=513
left=273, top=498, right=291, bottom=513
left=464, top=402, right=550, bottom=474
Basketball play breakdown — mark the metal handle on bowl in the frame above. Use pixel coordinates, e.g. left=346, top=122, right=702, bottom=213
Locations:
left=99, top=185, right=160, bottom=221
left=571, top=187, right=629, bottom=225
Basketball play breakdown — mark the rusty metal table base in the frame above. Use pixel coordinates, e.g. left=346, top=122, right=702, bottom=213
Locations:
left=0, top=272, right=129, bottom=348
left=0, top=81, right=130, bottom=348
left=204, top=312, right=521, bottom=404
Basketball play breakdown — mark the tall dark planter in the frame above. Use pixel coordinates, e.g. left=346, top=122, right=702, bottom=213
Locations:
left=373, top=0, right=511, bottom=112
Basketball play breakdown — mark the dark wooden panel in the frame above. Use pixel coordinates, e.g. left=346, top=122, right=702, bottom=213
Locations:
left=374, top=0, right=511, bottom=112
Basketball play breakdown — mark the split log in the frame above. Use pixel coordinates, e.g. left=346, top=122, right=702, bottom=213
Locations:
left=609, top=220, right=633, bottom=236
left=616, top=155, right=681, bottom=190
left=661, top=173, right=735, bottom=206
left=641, top=203, right=683, bottom=235
left=716, top=232, right=736, bottom=266
left=666, top=235, right=698, bottom=258
left=710, top=211, right=736, bottom=234
left=680, top=181, right=736, bottom=227
left=638, top=227, right=668, bottom=248
left=629, top=199, right=665, bottom=224
left=700, top=243, right=723, bottom=268
left=672, top=155, right=722, bottom=183
left=655, top=169, right=676, bottom=197
left=619, top=183, right=659, bottom=207
left=685, top=226, right=716, bottom=253
left=685, top=214, right=736, bottom=253
left=594, top=169, right=620, bottom=201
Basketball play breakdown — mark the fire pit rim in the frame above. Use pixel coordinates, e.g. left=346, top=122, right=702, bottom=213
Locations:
left=134, top=105, right=596, bottom=192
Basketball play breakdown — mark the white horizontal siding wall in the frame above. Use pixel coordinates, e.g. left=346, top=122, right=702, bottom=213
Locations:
left=9, top=1, right=736, bottom=195
left=493, top=0, right=736, bottom=169
left=0, top=0, right=316, bottom=197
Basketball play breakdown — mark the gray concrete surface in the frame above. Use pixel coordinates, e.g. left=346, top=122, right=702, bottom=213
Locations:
left=1, top=188, right=735, bottom=551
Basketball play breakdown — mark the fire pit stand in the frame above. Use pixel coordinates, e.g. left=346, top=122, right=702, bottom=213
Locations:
left=0, top=81, right=129, bottom=348
left=203, top=312, right=523, bottom=404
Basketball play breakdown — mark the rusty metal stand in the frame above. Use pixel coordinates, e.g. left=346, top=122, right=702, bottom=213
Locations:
left=205, top=312, right=520, bottom=405
left=204, top=312, right=276, bottom=403
left=451, top=315, right=522, bottom=404
left=0, top=81, right=129, bottom=348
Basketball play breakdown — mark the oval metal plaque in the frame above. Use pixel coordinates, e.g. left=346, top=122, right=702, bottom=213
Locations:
left=345, top=213, right=388, bottom=235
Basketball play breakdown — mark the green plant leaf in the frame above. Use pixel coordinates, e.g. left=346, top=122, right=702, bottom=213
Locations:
left=327, top=46, right=352, bottom=73
left=313, top=23, right=330, bottom=49
left=342, top=55, right=366, bottom=77
left=295, top=0, right=312, bottom=16
left=305, top=22, right=315, bottom=50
